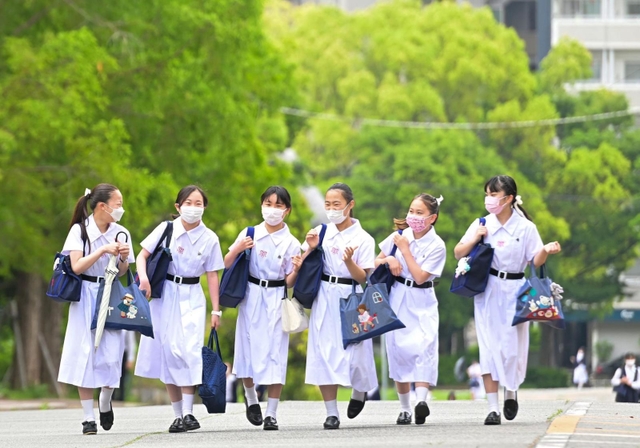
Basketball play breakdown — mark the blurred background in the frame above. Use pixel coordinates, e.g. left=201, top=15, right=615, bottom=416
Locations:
left=1, top=0, right=639, bottom=405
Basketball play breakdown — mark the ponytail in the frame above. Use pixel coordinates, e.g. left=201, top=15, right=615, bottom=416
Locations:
left=69, top=183, right=119, bottom=253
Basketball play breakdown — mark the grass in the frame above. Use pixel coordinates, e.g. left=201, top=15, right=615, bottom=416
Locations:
left=547, top=408, right=563, bottom=421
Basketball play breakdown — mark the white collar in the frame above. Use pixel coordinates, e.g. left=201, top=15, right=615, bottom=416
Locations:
left=324, top=218, right=363, bottom=240
left=253, top=222, right=290, bottom=246
left=172, top=218, right=207, bottom=244
left=404, top=227, right=437, bottom=246
left=485, top=211, right=521, bottom=236
left=84, top=214, right=125, bottom=244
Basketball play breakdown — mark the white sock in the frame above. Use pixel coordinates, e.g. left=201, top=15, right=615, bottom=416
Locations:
left=505, top=389, right=517, bottom=400
left=415, top=386, right=428, bottom=403
left=81, top=399, right=95, bottom=422
left=171, top=400, right=183, bottom=419
left=244, top=385, right=259, bottom=406
left=487, top=392, right=500, bottom=414
left=351, top=390, right=366, bottom=402
left=98, top=387, right=114, bottom=413
left=182, top=393, right=194, bottom=416
left=398, top=392, right=412, bottom=414
left=266, top=397, right=279, bottom=419
left=324, top=399, right=339, bottom=419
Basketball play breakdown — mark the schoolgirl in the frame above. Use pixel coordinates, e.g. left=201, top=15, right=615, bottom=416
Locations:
left=58, top=184, right=134, bottom=435
left=375, top=193, right=446, bottom=425
left=302, top=183, right=377, bottom=430
left=135, top=185, right=224, bottom=433
left=226, top=186, right=302, bottom=431
left=454, top=175, right=561, bottom=425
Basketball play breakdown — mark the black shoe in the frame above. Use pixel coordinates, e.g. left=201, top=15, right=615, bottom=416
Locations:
left=99, top=402, right=114, bottom=431
left=323, top=416, right=340, bottom=429
left=246, top=404, right=263, bottom=426
left=396, top=411, right=412, bottom=425
left=484, top=411, right=501, bottom=425
left=82, top=420, right=97, bottom=435
left=183, top=414, right=201, bottom=431
left=169, top=417, right=186, bottom=433
left=347, top=396, right=366, bottom=419
left=414, top=401, right=430, bottom=425
left=263, top=416, right=279, bottom=431
left=503, top=395, right=518, bottom=421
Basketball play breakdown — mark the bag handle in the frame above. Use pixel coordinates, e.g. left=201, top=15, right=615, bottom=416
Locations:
left=478, top=217, right=486, bottom=244
left=207, top=329, right=223, bottom=360
left=162, top=221, right=173, bottom=248
left=389, top=229, right=403, bottom=257
left=245, top=226, right=255, bottom=256
left=528, top=260, right=548, bottom=279
left=318, top=223, right=327, bottom=247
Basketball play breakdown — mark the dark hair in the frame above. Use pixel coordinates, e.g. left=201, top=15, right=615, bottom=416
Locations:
left=327, top=182, right=354, bottom=217
left=394, top=193, right=441, bottom=230
left=171, top=185, right=208, bottom=219
left=69, top=183, right=119, bottom=253
left=484, top=175, right=532, bottom=221
left=261, top=185, right=292, bottom=209
left=625, top=352, right=636, bottom=360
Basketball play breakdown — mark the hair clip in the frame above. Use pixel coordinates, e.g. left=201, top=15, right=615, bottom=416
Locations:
left=84, top=188, right=92, bottom=197
left=436, top=195, right=444, bottom=206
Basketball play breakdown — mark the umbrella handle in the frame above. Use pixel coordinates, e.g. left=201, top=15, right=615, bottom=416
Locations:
left=115, top=231, right=129, bottom=243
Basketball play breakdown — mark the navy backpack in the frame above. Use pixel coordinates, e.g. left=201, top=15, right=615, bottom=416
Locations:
left=450, top=217, right=494, bottom=297
left=219, top=227, right=254, bottom=308
left=368, top=229, right=402, bottom=294
left=293, top=224, right=327, bottom=309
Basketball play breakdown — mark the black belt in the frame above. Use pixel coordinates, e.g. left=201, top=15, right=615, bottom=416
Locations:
left=166, top=274, right=200, bottom=285
left=394, top=276, right=438, bottom=289
left=248, top=275, right=286, bottom=288
left=81, top=274, right=104, bottom=283
left=321, top=274, right=356, bottom=285
left=489, top=269, right=525, bottom=280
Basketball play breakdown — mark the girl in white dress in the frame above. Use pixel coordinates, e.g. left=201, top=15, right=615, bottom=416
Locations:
left=135, top=185, right=224, bottom=433
left=302, top=183, right=378, bottom=430
left=375, top=193, right=446, bottom=425
left=58, top=183, right=134, bottom=435
left=226, top=186, right=302, bottom=431
left=454, top=175, right=561, bottom=425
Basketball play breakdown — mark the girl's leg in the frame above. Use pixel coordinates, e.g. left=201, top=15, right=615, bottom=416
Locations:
left=483, top=374, right=501, bottom=424
left=320, top=384, right=340, bottom=421
left=396, top=381, right=412, bottom=413
left=265, top=384, right=283, bottom=419
left=414, top=381, right=431, bottom=424
left=181, top=385, right=196, bottom=417
left=79, top=387, right=95, bottom=422
left=166, top=383, right=183, bottom=419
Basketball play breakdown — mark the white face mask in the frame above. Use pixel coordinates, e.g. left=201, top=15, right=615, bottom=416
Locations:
left=262, top=206, right=285, bottom=226
left=180, top=206, right=204, bottom=224
left=326, top=205, right=349, bottom=225
left=106, top=204, right=125, bottom=222
left=626, top=360, right=636, bottom=368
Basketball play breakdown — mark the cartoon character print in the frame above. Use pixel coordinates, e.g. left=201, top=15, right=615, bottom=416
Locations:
left=118, top=293, right=134, bottom=318
left=126, top=304, right=138, bottom=319
left=357, top=304, right=377, bottom=332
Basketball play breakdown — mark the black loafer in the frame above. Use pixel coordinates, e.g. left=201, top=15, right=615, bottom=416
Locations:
left=183, top=414, right=201, bottom=431
left=82, top=420, right=97, bottom=435
left=504, top=397, right=518, bottom=421
left=414, top=401, right=430, bottom=425
left=347, top=396, right=366, bottom=419
left=484, top=411, right=501, bottom=425
left=169, top=417, right=186, bottom=433
left=263, top=416, right=279, bottom=431
left=323, top=416, right=340, bottom=429
left=99, top=402, right=114, bottom=431
left=246, top=404, right=263, bottom=426
left=396, top=411, right=412, bottom=425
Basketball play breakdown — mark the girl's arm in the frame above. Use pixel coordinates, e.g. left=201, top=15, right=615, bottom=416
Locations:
left=343, top=246, right=367, bottom=284
left=136, top=248, right=152, bottom=299
left=533, top=242, right=562, bottom=268
left=395, top=237, right=432, bottom=285
left=286, top=254, right=302, bottom=288
left=223, top=236, right=253, bottom=269
left=207, top=270, right=221, bottom=329
left=454, top=221, right=488, bottom=260
left=374, top=251, right=403, bottom=276
left=69, top=243, right=119, bottom=275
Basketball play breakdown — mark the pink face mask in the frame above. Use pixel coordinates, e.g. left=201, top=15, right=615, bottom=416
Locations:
left=485, top=196, right=507, bottom=215
left=406, top=214, right=432, bottom=233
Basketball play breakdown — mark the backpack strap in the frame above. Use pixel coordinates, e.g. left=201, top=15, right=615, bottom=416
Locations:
left=160, top=221, right=173, bottom=248
left=247, top=226, right=255, bottom=240
left=318, top=223, right=327, bottom=246
left=389, top=229, right=403, bottom=257
left=478, top=217, right=486, bottom=244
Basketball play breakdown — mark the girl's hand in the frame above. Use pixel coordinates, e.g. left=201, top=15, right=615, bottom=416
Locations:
left=544, top=241, right=562, bottom=255
left=291, top=255, right=302, bottom=272
left=387, top=257, right=402, bottom=276
left=237, top=237, right=254, bottom=252
left=210, top=314, right=221, bottom=330
left=475, top=225, right=488, bottom=242
left=306, top=229, right=319, bottom=250
left=118, top=244, right=130, bottom=262
left=393, top=233, right=410, bottom=253
left=343, top=246, right=358, bottom=262
left=102, top=242, right=120, bottom=256
left=138, top=277, right=151, bottom=300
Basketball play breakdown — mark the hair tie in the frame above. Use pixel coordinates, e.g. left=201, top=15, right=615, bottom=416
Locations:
left=514, top=195, right=524, bottom=216
left=84, top=188, right=92, bottom=198
left=515, top=195, right=523, bottom=206
left=436, top=195, right=444, bottom=206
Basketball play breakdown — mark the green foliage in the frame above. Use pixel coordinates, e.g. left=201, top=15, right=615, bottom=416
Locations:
left=595, top=340, right=614, bottom=364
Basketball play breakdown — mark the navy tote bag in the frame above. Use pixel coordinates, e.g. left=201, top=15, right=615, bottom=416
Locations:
left=199, top=330, right=227, bottom=414
left=450, top=217, right=494, bottom=297
left=368, top=229, right=403, bottom=294
left=219, top=226, right=254, bottom=308
left=135, top=221, right=173, bottom=299
left=293, top=224, right=327, bottom=309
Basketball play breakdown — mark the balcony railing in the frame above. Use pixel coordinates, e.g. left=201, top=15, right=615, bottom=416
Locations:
left=559, top=0, right=602, bottom=17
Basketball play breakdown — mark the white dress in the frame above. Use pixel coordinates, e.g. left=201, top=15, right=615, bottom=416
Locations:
left=231, top=223, right=301, bottom=385
left=303, top=219, right=378, bottom=392
left=135, top=219, right=224, bottom=387
left=58, top=215, right=135, bottom=388
left=460, top=212, right=543, bottom=391
left=379, top=227, right=446, bottom=385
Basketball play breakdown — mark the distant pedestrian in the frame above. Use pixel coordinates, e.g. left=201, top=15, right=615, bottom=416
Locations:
left=572, top=347, right=588, bottom=390
left=611, top=353, right=639, bottom=403
left=467, top=360, right=485, bottom=401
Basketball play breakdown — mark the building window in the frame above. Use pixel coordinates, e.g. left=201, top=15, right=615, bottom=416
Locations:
left=590, top=51, right=602, bottom=82
left=627, top=0, right=640, bottom=16
left=625, top=62, right=640, bottom=82
left=560, top=0, right=601, bottom=17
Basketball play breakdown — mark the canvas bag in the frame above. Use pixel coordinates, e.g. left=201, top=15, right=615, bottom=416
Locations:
left=450, top=217, right=494, bottom=297
left=282, top=287, right=309, bottom=334
left=368, top=229, right=402, bottom=294
left=293, top=224, right=328, bottom=309
left=512, top=262, right=565, bottom=329
left=219, top=227, right=254, bottom=308
left=199, top=330, right=227, bottom=414
left=339, top=281, right=405, bottom=349
left=135, top=221, right=173, bottom=299
left=91, top=270, right=154, bottom=338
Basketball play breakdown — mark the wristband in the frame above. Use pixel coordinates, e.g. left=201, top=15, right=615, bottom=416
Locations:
left=211, top=310, right=222, bottom=317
